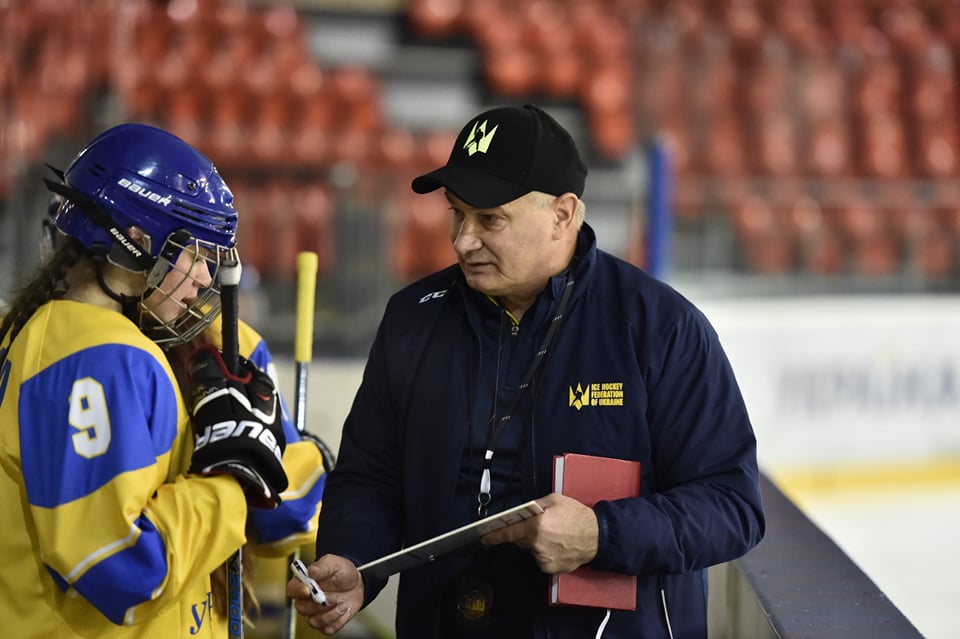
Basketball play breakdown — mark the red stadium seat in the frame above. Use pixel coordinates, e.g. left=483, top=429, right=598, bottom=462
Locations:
left=702, top=111, right=747, bottom=177
left=288, top=60, right=326, bottom=99
left=290, top=94, right=336, bottom=167
left=232, top=180, right=269, bottom=279
left=721, top=0, right=766, bottom=61
left=639, top=57, right=687, bottom=123
left=755, top=110, right=798, bottom=177
left=467, top=0, right=520, bottom=52
left=690, top=55, right=736, bottom=116
left=657, top=0, right=708, bottom=50
left=163, top=91, right=207, bottom=151
left=787, top=195, right=845, bottom=275
left=390, top=188, right=456, bottom=281
left=854, top=51, right=901, bottom=115
left=589, top=106, right=636, bottom=161
left=582, top=61, right=632, bottom=121
left=806, top=117, right=852, bottom=177
left=540, top=47, right=582, bottom=99
left=330, top=127, right=374, bottom=167
left=908, top=46, right=955, bottom=123
left=206, top=93, right=251, bottom=169
left=573, top=7, right=630, bottom=63
left=329, top=66, right=384, bottom=133
left=745, top=55, right=791, bottom=115
left=407, top=0, right=465, bottom=39
left=773, top=0, right=823, bottom=53
left=291, top=183, right=337, bottom=277
left=416, top=129, right=460, bottom=172
left=483, top=44, right=539, bottom=96
left=829, top=193, right=902, bottom=276
left=859, top=111, right=907, bottom=178
left=824, top=2, right=870, bottom=46
left=249, top=94, right=293, bottom=167
left=798, top=55, right=847, bottom=122
left=915, top=120, right=959, bottom=178
left=256, top=180, right=297, bottom=280
left=880, top=1, right=932, bottom=56
left=730, top=195, right=796, bottom=274
left=372, top=127, right=419, bottom=170
left=521, top=0, right=572, bottom=58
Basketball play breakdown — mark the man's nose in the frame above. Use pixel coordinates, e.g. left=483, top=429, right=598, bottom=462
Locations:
left=453, top=217, right=482, bottom=253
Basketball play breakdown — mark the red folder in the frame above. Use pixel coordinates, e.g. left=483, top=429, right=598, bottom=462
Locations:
left=550, top=453, right=641, bottom=610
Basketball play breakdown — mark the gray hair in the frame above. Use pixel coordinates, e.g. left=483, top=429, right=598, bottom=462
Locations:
left=524, top=190, right=586, bottom=228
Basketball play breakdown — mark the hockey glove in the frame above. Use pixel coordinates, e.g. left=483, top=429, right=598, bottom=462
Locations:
left=187, top=344, right=288, bottom=508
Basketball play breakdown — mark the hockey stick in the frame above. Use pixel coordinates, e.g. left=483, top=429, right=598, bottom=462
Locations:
left=219, top=256, right=244, bottom=639
left=285, top=251, right=319, bottom=639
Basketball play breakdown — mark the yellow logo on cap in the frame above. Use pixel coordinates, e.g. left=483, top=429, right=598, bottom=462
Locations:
left=463, top=120, right=498, bottom=156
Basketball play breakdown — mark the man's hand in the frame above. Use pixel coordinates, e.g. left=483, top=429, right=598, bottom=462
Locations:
left=188, top=344, right=288, bottom=508
left=287, top=554, right=365, bottom=635
left=481, top=492, right=599, bottom=574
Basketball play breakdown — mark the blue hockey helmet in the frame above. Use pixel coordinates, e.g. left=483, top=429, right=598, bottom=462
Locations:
left=44, top=123, right=240, bottom=347
left=49, top=123, right=237, bottom=264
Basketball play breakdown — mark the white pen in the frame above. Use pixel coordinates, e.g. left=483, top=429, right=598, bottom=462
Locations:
left=291, top=558, right=328, bottom=606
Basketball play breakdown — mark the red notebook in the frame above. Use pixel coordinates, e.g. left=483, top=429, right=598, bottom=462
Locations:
left=550, top=453, right=641, bottom=610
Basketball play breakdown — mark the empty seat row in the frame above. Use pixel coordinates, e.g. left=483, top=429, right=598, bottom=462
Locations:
left=225, top=177, right=458, bottom=284
left=728, top=191, right=960, bottom=277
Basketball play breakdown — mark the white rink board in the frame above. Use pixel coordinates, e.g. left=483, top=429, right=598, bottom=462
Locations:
left=695, top=295, right=960, bottom=469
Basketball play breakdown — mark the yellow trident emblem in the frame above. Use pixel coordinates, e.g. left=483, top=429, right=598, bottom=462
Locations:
left=569, top=383, right=590, bottom=411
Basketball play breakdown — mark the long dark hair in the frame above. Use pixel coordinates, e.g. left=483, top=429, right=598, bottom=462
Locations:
left=0, top=237, right=86, bottom=350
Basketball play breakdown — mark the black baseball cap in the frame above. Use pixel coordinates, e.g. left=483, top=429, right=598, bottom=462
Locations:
left=412, top=104, right=587, bottom=208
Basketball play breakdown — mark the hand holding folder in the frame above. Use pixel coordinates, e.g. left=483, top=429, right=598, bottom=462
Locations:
left=550, top=453, right=641, bottom=610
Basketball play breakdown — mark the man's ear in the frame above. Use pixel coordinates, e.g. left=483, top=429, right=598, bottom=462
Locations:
left=553, top=193, right=579, bottom=235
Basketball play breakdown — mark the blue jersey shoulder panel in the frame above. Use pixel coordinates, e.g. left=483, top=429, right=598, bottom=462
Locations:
left=20, top=343, right=179, bottom=508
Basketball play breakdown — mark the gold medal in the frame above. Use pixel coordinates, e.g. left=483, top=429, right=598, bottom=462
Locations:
left=455, top=577, right=494, bottom=626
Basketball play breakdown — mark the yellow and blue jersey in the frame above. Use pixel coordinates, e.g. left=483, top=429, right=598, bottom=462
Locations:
left=0, top=301, right=325, bottom=637
left=222, top=316, right=326, bottom=555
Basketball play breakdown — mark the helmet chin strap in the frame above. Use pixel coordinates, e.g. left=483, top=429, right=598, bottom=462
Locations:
left=92, top=254, right=145, bottom=325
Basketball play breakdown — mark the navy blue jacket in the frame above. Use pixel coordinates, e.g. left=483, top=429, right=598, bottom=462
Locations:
left=317, top=224, right=765, bottom=638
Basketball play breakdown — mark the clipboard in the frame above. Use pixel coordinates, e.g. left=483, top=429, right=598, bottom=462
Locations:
left=357, top=500, right=544, bottom=579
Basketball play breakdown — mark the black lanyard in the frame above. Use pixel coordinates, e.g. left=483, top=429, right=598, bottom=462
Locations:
left=476, top=267, right=577, bottom=516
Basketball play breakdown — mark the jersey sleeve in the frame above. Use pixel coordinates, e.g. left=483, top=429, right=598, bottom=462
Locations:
left=19, top=343, right=246, bottom=625
left=242, top=327, right=327, bottom=553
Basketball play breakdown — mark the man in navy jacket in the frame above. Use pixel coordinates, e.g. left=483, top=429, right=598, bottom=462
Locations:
left=290, top=104, right=765, bottom=638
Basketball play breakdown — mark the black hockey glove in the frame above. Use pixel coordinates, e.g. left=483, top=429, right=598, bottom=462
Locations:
left=187, top=344, right=288, bottom=508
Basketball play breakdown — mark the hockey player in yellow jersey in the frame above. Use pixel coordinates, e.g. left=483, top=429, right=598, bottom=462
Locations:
left=0, top=124, right=327, bottom=638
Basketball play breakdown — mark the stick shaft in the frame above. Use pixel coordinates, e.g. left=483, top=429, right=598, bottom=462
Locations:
left=220, top=258, right=244, bottom=639
left=220, top=261, right=242, bottom=375
left=286, top=252, right=319, bottom=639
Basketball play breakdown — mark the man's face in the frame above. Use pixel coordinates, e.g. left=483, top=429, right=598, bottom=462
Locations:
left=446, top=190, right=560, bottom=302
